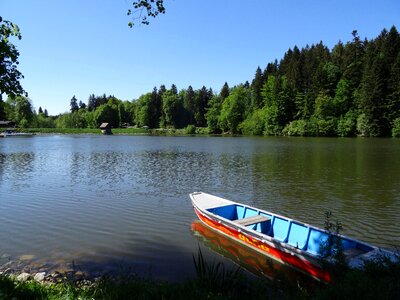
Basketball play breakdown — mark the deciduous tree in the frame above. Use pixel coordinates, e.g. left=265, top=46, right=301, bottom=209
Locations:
left=0, top=17, right=25, bottom=119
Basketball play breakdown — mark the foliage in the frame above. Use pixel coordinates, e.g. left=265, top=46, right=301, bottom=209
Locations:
left=161, top=88, right=184, bottom=128
left=282, top=120, right=307, bottom=136
left=94, top=101, right=120, bottom=128
left=392, top=117, right=400, bottom=137
left=135, top=92, right=152, bottom=127
left=185, top=124, right=196, bottom=134
left=192, top=247, right=244, bottom=295
left=6, top=95, right=34, bottom=127
left=314, top=256, right=400, bottom=300
left=319, top=211, right=348, bottom=276
left=356, top=113, right=370, bottom=137
left=70, top=95, right=79, bottom=113
left=32, top=114, right=56, bottom=128
left=128, top=0, right=166, bottom=27
left=315, top=117, right=337, bottom=137
left=239, top=108, right=266, bottom=135
left=205, top=95, right=223, bottom=134
left=56, top=110, right=87, bottom=129
left=218, top=85, right=249, bottom=133
left=337, top=110, right=357, bottom=137
left=3, top=26, right=399, bottom=138
left=0, top=17, right=25, bottom=100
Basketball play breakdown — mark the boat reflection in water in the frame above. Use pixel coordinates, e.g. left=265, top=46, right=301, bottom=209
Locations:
left=191, top=221, right=316, bottom=286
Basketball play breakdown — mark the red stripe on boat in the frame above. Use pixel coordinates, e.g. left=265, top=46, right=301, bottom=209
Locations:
left=194, top=207, right=331, bottom=282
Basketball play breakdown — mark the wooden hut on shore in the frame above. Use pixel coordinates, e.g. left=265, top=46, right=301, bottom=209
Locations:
left=99, top=123, right=112, bottom=135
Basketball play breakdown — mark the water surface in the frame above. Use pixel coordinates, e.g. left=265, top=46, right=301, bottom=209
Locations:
left=0, top=135, right=399, bottom=280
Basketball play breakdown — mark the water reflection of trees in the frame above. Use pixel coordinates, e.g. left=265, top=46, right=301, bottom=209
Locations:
left=132, top=150, right=254, bottom=197
left=250, top=138, right=400, bottom=250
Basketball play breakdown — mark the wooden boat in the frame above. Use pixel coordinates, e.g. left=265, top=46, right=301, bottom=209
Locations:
left=190, top=192, right=397, bottom=282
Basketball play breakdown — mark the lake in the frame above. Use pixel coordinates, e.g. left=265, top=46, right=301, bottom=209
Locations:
left=0, top=135, right=399, bottom=280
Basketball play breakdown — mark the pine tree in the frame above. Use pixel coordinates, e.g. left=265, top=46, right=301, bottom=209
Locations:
left=388, top=52, right=400, bottom=125
left=251, top=66, right=264, bottom=109
left=149, top=86, right=162, bottom=128
left=357, top=34, right=388, bottom=136
left=194, top=86, right=212, bottom=127
left=342, top=30, right=365, bottom=92
left=170, top=84, right=178, bottom=95
left=87, top=94, right=96, bottom=111
left=70, top=95, right=79, bottom=113
left=184, top=85, right=195, bottom=125
left=79, top=101, right=87, bottom=110
left=385, top=27, right=400, bottom=126
left=220, top=82, right=230, bottom=100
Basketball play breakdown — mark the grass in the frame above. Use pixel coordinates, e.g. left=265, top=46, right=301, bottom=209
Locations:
left=1, top=251, right=399, bottom=299
left=0, top=248, right=303, bottom=300
left=0, top=272, right=284, bottom=300
left=314, top=255, right=400, bottom=300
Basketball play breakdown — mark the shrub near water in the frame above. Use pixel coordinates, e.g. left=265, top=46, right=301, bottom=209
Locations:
left=392, top=117, right=400, bottom=137
left=185, top=125, right=196, bottom=135
left=315, top=256, right=400, bottom=300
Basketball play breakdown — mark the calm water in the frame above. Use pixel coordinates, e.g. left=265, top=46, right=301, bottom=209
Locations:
left=0, top=135, right=399, bottom=280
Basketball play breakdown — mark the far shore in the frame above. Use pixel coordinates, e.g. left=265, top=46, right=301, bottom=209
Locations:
left=8, top=127, right=400, bottom=138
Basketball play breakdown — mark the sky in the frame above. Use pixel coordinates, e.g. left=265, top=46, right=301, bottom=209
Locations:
left=1, top=0, right=400, bottom=115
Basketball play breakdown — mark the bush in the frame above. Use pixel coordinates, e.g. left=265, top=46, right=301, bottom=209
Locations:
left=337, top=111, right=357, bottom=137
left=316, top=118, right=337, bottom=136
left=196, top=127, right=210, bottom=135
left=392, top=117, right=400, bottom=137
left=305, top=117, right=319, bottom=136
left=314, top=256, right=400, bottom=300
left=282, top=120, right=307, bottom=136
left=32, top=114, right=56, bottom=128
left=185, top=125, right=196, bottom=134
left=356, top=113, right=369, bottom=136
left=239, top=109, right=265, bottom=135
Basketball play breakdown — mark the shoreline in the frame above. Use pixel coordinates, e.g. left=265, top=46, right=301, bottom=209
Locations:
left=10, top=127, right=399, bottom=138
left=0, top=255, right=101, bottom=286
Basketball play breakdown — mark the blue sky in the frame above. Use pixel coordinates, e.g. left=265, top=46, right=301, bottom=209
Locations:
left=2, top=0, right=399, bottom=115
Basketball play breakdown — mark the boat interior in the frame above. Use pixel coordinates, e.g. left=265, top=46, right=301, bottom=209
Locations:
left=207, top=204, right=373, bottom=257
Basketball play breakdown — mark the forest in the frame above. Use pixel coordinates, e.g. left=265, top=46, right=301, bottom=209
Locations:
left=1, top=26, right=400, bottom=137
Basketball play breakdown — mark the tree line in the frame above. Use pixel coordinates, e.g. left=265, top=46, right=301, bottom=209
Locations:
left=2, top=26, right=400, bottom=137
